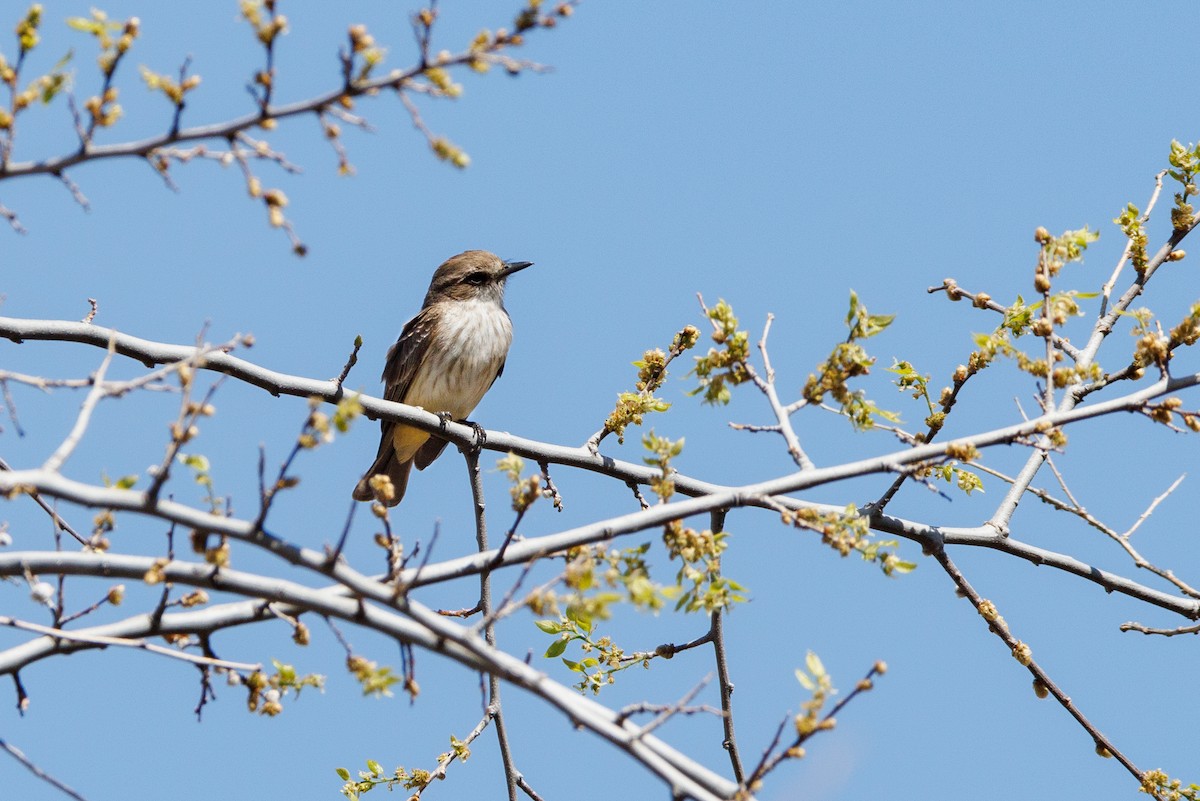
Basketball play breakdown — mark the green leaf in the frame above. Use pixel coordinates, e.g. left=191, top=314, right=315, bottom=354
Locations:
left=561, top=658, right=582, bottom=672
left=534, top=619, right=561, bottom=634
left=544, top=638, right=568, bottom=659
left=335, top=767, right=351, bottom=781
left=52, top=49, right=74, bottom=71
left=366, top=760, right=383, bottom=777
left=865, top=313, right=896, bottom=336
left=178, top=453, right=210, bottom=471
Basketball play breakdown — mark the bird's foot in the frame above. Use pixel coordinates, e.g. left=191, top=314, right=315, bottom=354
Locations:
left=436, top=410, right=454, bottom=433
left=466, top=420, right=487, bottom=452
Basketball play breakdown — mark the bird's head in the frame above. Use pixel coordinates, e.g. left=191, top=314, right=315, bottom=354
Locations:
left=424, top=250, right=532, bottom=306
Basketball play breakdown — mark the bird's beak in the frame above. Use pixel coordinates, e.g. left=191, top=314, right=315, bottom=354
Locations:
left=500, top=260, right=533, bottom=278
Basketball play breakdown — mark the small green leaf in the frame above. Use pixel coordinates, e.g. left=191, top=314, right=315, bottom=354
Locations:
left=179, top=453, right=210, bottom=471
left=534, top=619, right=561, bottom=634
left=335, top=767, right=351, bottom=781
left=544, top=638, right=568, bottom=659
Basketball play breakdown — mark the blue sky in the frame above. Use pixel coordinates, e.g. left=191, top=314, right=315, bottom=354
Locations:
left=2, top=2, right=1198, bottom=800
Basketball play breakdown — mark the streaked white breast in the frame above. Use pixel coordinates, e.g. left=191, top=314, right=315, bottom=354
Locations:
left=403, top=297, right=513, bottom=419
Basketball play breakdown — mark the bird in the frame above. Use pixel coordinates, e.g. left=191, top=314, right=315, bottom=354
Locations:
left=353, top=250, right=532, bottom=507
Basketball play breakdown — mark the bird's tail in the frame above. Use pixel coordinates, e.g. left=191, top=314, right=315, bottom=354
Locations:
left=352, top=447, right=413, bottom=507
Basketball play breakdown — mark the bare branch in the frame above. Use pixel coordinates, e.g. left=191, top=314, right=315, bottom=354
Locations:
left=0, top=615, right=261, bottom=672
left=929, top=545, right=1154, bottom=793
left=41, top=340, right=116, bottom=473
left=0, top=551, right=739, bottom=801
left=1124, top=473, right=1185, bottom=539
left=1102, top=170, right=1167, bottom=314
left=0, top=737, right=89, bottom=801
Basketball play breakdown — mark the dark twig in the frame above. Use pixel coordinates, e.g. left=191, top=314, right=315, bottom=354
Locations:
left=538, top=460, right=563, bottom=511
left=0, top=378, right=24, bottom=436
left=616, top=675, right=717, bottom=731
left=707, top=508, right=744, bottom=783
left=711, top=611, right=743, bottom=783
left=326, top=499, right=358, bottom=566
left=334, top=335, right=362, bottom=388
left=1120, top=621, right=1200, bottom=636
left=0, top=202, right=24, bottom=233
left=0, top=457, right=86, bottom=546
left=515, top=775, right=545, bottom=801
left=0, top=737, right=90, bottom=801
left=53, top=170, right=89, bottom=211
left=930, top=545, right=1157, bottom=797
left=744, top=660, right=885, bottom=790
left=627, top=481, right=650, bottom=510
left=465, top=448, right=520, bottom=801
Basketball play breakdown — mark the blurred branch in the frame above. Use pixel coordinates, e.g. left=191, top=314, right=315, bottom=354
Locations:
left=0, top=737, right=89, bottom=801
left=0, top=615, right=261, bottom=672
left=0, top=8, right=566, bottom=183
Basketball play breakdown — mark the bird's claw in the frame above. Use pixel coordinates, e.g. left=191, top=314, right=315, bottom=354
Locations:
left=436, top=411, right=454, bottom=432
left=468, top=421, right=487, bottom=452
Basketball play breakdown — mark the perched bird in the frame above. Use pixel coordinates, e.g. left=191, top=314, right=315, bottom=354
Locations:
left=353, top=250, right=532, bottom=506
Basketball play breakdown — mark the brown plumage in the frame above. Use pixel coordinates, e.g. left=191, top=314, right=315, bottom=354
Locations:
left=353, top=250, right=532, bottom=506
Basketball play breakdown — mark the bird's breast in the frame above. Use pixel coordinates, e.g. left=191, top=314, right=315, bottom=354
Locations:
left=403, top=299, right=513, bottom=419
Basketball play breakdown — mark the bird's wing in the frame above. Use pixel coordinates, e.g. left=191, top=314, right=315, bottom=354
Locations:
left=371, top=307, right=438, bottom=457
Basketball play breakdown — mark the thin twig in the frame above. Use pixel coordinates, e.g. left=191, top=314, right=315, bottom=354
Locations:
left=0, top=737, right=89, bottom=801
left=743, top=659, right=885, bottom=789
left=1120, top=621, right=1200, bottom=636
left=409, top=704, right=495, bottom=798
left=465, top=448, right=520, bottom=801
left=1124, top=473, right=1185, bottom=540
left=538, top=460, right=563, bottom=511
left=929, top=545, right=1156, bottom=797
left=54, top=170, right=90, bottom=211
left=42, top=340, right=116, bottom=473
left=0, top=616, right=261, bottom=672
left=1102, top=171, right=1167, bottom=315
left=620, top=675, right=716, bottom=736
left=708, top=508, right=745, bottom=784
left=334, top=335, right=362, bottom=387
left=701, top=299, right=815, bottom=470
left=0, top=456, right=87, bottom=546
left=973, top=462, right=1200, bottom=599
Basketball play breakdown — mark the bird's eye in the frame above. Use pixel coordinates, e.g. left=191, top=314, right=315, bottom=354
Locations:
left=464, top=271, right=489, bottom=285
